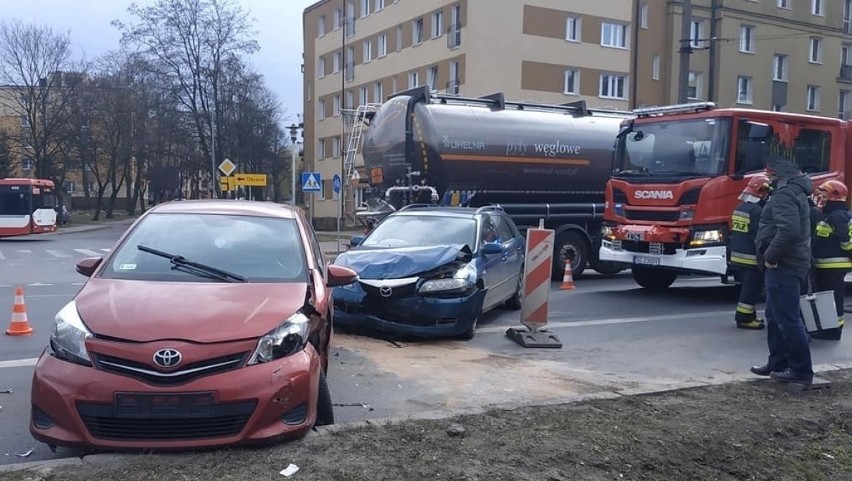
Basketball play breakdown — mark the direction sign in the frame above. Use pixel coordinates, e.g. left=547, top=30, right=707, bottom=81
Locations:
left=234, top=173, right=267, bottom=187
left=301, top=172, right=322, bottom=193
left=218, top=158, right=236, bottom=176
left=219, top=176, right=236, bottom=192
left=332, top=174, right=341, bottom=193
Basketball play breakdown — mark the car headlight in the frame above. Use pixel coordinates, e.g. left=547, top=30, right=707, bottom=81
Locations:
left=247, top=312, right=311, bottom=365
left=418, top=263, right=477, bottom=295
left=48, top=301, right=93, bottom=366
left=689, top=228, right=724, bottom=246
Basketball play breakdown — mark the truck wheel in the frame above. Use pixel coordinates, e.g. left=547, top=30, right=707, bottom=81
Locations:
left=632, top=267, right=678, bottom=290
left=552, top=231, right=588, bottom=280
left=589, top=258, right=624, bottom=276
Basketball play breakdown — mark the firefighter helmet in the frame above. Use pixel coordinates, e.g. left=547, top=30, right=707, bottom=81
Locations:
left=742, top=175, right=772, bottom=199
left=816, top=179, right=848, bottom=202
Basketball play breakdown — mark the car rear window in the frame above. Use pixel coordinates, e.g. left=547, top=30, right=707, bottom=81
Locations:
left=100, top=213, right=307, bottom=283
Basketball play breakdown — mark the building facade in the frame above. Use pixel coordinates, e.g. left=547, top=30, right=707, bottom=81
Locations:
left=303, top=0, right=635, bottom=228
left=635, top=0, right=852, bottom=116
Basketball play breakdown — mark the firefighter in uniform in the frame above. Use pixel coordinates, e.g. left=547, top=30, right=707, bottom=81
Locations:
left=810, top=179, right=851, bottom=340
left=730, top=174, right=772, bottom=329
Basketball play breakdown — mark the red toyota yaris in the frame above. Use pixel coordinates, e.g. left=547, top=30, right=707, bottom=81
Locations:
left=30, top=201, right=357, bottom=451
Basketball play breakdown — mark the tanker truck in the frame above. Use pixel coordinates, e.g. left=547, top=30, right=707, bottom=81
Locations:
left=360, top=86, right=633, bottom=279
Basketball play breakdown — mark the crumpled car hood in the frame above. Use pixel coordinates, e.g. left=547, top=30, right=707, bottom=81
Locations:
left=334, top=244, right=472, bottom=279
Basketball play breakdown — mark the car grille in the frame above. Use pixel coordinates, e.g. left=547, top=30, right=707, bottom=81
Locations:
left=359, top=282, right=417, bottom=299
left=336, top=299, right=456, bottom=327
left=92, top=352, right=248, bottom=386
left=624, top=209, right=681, bottom=222
left=77, top=400, right=256, bottom=440
left=619, top=240, right=680, bottom=255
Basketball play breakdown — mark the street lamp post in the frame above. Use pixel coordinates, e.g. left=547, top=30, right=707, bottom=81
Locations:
left=287, top=123, right=302, bottom=207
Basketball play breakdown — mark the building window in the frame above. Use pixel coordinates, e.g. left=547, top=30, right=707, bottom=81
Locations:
left=564, top=69, right=579, bottom=94
left=318, top=99, right=326, bottom=120
left=318, top=16, right=326, bottom=37
left=361, top=0, right=370, bottom=17
left=737, top=76, right=752, bottom=104
left=22, top=158, right=32, bottom=170
left=773, top=54, right=788, bottom=81
left=359, top=86, right=368, bottom=106
left=739, top=25, right=755, bottom=53
left=777, top=0, right=790, bottom=8
left=812, top=0, right=824, bottom=16
left=566, top=16, right=581, bottom=41
left=412, top=18, right=424, bottom=45
left=449, top=61, right=460, bottom=94
left=840, top=90, right=850, bottom=119
left=843, top=44, right=851, bottom=66
left=344, top=90, right=354, bottom=109
left=432, top=10, right=443, bottom=38
left=688, top=72, right=702, bottom=99
left=601, top=22, right=628, bottom=48
left=639, top=4, right=649, bottom=29
left=20, top=115, right=29, bottom=127
left=332, top=136, right=341, bottom=158
left=317, top=57, right=325, bottom=78
left=807, top=85, right=820, bottom=111
left=378, top=33, right=388, bottom=57
left=428, top=65, right=438, bottom=90
left=809, top=37, right=822, bottom=63
left=363, top=39, right=372, bottom=63
left=333, top=9, right=342, bottom=29
left=333, top=51, right=341, bottom=73
left=374, top=81, right=384, bottom=102
left=396, top=25, right=403, bottom=51
left=317, top=139, right=326, bottom=159
left=333, top=95, right=341, bottom=116
left=599, top=74, right=626, bottom=99
left=690, top=20, right=702, bottom=49
left=376, top=0, right=385, bottom=11
left=652, top=55, right=660, bottom=80
left=409, top=70, right=419, bottom=88
left=391, top=76, right=398, bottom=94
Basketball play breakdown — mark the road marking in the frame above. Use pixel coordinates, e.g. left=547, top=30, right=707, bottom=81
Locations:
left=0, top=358, right=38, bottom=369
left=27, top=283, right=54, bottom=287
left=478, top=310, right=731, bottom=333
left=73, top=249, right=102, bottom=256
left=46, top=249, right=70, bottom=258
left=18, top=249, right=32, bottom=255
left=100, top=248, right=111, bottom=253
left=0, top=250, right=4, bottom=260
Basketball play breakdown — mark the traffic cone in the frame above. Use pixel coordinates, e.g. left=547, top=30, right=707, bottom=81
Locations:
left=6, top=286, right=33, bottom=336
left=559, top=261, right=576, bottom=290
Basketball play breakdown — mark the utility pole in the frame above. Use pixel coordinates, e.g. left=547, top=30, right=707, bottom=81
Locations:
left=708, top=0, right=720, bottom=102
left=677, top=0, right=693, bottom=104
left=210, top=96, right=218, bottom=199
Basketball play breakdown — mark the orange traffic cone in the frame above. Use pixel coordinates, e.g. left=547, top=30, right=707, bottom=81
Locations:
left=559, top=261, right=576, bottom=290
left=6, top=286, right=33, bottom=336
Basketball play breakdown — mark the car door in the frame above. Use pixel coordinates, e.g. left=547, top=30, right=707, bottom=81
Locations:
left=478, top=216, right=506, bottom=311
left=492, top=213, right=524, bottom=300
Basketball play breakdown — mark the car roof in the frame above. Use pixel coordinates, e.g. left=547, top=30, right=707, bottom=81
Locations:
left=146, top=200, right=300, bottom=219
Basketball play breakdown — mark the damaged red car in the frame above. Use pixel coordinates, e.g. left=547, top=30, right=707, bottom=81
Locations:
left=29, top=201, right=357, bottom=451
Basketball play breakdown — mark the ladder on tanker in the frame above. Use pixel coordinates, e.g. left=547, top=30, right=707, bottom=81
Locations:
left=342, top=103, right=381, bottom=182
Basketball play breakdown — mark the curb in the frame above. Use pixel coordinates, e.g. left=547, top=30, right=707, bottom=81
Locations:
left=3, top=363, right=851, bottom=474
left=55, top=219, right=136, bottom=236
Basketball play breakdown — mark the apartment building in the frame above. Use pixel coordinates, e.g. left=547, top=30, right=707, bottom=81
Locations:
left=636, top=0, right=852, bottom=116
left=302, top=0, right=635, bottom=228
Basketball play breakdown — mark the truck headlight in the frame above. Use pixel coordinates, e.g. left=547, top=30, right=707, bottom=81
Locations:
left=602, top=225, right=615, bottom=240
left=689, top=229, right=724, bottom=246
left=419, top=263, right=477, bottom=295
left=248, top=312, right=311, bottom=365
left=48, top=301, right=93, bottom=366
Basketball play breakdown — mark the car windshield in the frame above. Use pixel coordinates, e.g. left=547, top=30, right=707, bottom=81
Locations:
left=615, top=117, right=732, bottom=177
left=362, top=214, right=477, bottom=248
left=100, top=212, right=307, bottom=283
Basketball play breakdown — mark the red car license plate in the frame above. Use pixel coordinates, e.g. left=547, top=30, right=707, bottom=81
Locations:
left=114, top=392, right=215, bottom=418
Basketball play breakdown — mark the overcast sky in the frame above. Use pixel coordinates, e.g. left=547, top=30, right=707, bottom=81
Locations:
left=1, top=0, right=317, bottom=127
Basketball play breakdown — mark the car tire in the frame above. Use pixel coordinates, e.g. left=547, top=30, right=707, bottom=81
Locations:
left=504, top=271, right=523, bottom=310
left=632, top=266, right=678, bottom=290
left=315, top=370, right=335, bottom=426
left=461, top=315, right=478, bottom=340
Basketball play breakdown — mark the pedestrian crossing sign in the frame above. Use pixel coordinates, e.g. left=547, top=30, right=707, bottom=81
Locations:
left=301, top=172, right=322, bottom=193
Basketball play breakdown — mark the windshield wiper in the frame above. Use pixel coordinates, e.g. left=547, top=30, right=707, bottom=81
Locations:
left=137, top=245, right=247, bottom=283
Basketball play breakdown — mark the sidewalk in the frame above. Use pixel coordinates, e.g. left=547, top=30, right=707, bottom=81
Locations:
left=54, top=218, right=138, bottom=235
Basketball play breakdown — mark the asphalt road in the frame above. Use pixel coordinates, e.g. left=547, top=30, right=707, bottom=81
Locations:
left=1, top=223, right=851, bottom=466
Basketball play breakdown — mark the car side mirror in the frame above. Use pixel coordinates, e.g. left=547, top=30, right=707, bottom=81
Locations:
left=480, top=242, right=503, bottom=255
left=327, top=264, right=358, bottom=287
left=75, top=257, right=103, bottom=277
left=350, top=235, right=365, bottom=247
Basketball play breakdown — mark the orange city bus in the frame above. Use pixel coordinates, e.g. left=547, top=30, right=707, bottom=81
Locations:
left=0, top=178, right=60, bottom=237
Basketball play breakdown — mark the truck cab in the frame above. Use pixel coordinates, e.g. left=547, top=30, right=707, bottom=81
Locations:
left=599, top=102, right=848, bottom=290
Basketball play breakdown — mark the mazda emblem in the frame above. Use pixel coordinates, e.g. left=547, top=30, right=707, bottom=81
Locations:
left=379, top=286, right=393, bottom=297
left=153, top=348, right=182, bottom=368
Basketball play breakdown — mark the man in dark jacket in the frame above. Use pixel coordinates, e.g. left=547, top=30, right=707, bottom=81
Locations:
left=750, top=155, right=814, bottom=386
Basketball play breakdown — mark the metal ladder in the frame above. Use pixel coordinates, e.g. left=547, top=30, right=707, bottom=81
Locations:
left=342, top=103, right=381, bottom=182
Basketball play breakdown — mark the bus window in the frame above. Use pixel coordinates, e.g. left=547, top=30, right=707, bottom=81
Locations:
left=32, top=189, right=58, bottom=210
left=0, top=186, right=30, bottom=215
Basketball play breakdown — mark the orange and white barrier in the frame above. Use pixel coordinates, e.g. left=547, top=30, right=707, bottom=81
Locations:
left=559, top=261, right=576, bottom=290
left=6, top=286, right=33, bottom=336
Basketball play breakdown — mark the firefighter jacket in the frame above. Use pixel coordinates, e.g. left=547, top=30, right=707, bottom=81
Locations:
left=812, top=200, right=852, bottom=269
left=730, top=200, right=762, bottom=267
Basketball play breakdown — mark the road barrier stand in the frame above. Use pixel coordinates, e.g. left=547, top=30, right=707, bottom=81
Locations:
left=6, top=286, right=33, bottom=336
left=506, top=219, right=563, bottom=348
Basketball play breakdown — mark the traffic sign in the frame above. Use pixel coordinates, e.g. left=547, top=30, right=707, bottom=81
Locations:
left=218, top=158, right=236, bottom=176
left=219, top=175, right=235, bottom=192
left=234, top=173, right=267, bottom=187
left=301, top=172, right=322, bottom=192
left=332, top=174, right=341, bottom=193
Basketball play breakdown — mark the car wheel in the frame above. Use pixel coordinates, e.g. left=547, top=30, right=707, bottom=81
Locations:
left=315, top=370, right=335, bottom=426
left=504, top=270, right=523, bottom=310
left=461, top=315, right=478, bottom=340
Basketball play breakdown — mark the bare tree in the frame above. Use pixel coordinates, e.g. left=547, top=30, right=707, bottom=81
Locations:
left=114, top=0, right=259, bottom=197
left=0, top=19, right=86, bottom=181
left=0, top=130, right=12, bottom=178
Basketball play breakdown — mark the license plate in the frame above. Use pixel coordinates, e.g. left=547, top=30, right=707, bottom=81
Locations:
left=626, top=232, right=644, bottom=241
left=633, top=255, right=660, bottom=266
left=114, top=392, right=215, bottom=418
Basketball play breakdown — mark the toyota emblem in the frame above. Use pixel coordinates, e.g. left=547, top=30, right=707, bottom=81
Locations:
left=379, top=286, right=393, bottom=297
left=153, top=348, right=182, bottom=368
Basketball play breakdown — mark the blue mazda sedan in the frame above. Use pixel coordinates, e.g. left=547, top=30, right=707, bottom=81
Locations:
left=332, top=205, right=525, bottom=340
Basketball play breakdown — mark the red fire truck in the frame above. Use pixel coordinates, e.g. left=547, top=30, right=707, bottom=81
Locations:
left=0, top=178, right=60, bottom=237
left=599, top=102, right=849, bottom=289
